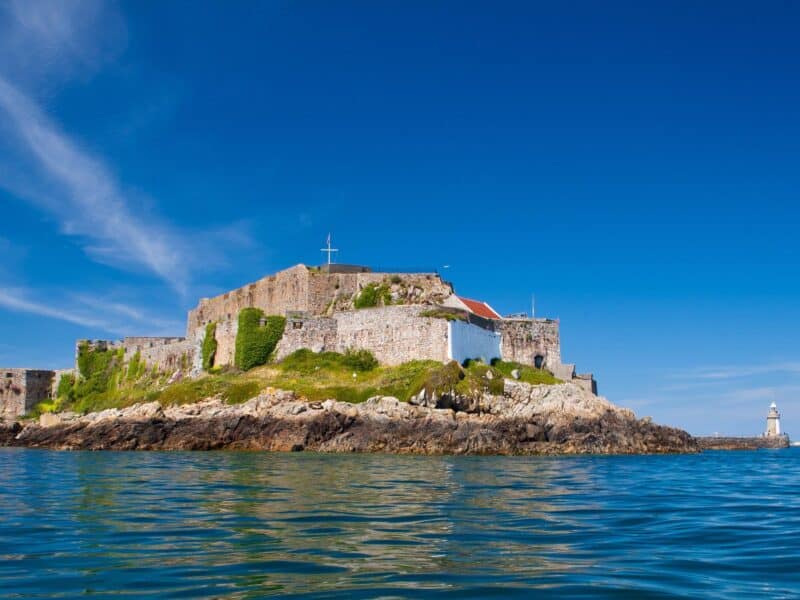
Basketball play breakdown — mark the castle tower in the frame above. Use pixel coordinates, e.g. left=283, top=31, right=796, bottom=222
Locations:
left=766, top=401, right=781, bottom=437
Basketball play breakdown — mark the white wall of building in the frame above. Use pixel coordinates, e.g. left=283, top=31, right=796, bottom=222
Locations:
left=448, top=321, right=501, bottom=365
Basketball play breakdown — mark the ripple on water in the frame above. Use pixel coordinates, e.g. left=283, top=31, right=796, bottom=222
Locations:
left=0, top=449, right=799, bottom=598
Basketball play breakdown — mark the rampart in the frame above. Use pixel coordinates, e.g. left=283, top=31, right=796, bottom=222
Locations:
left=121, top=337, right=195, bottom=374
left=275, top=306, right=450, bottom=365
left=69, top=264, right=595, bottom=393
left=186, top=264, right=453, bottom=333
left=1, top=369, right=54, bottom=419
left=495, top=318, right=561, bottom=369
left=334, top=306, right=450, bottom=365
left=78, top=337, right=196, bottom=376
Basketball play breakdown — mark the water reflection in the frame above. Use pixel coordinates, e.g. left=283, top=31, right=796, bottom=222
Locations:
left=0, top=449, right=799, bottom=598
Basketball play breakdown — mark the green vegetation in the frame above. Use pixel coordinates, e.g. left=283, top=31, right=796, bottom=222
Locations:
left=234, top=309, right=286, bottom=371
left=354, top=283, right=392, bottom=309
left=126, top=351, right=146, bottom=381
left=389, top=275, right=403, bottom=284
left=267, top=349, right=439, bottom=403
left=419, top=308, right=468, bottom=322
left=201, top=322, right=218, bottom=371
left=55, top=372, right=76, bottom=403
left=491, top=358, right=562, bottom=385
left=29, top=346, right=562, bottom=419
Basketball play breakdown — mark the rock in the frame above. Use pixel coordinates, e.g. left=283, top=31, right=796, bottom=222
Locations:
left=511, top=369, right=520, bottom=380
left=0, top=383, right=698, bottom=455
left=168, top=370, right=183, bottom=384
left=485, top=370, right=494, bottom=380
left=39, top=413, right=62, bottom=427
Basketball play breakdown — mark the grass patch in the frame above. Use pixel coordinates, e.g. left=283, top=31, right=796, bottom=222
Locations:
left=491, top=359, right=562, bottom=385
left=31, top=348, right=564, bottom=418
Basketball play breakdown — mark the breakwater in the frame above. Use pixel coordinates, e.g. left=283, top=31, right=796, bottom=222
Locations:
left=697, top=435, right=790, bottom=450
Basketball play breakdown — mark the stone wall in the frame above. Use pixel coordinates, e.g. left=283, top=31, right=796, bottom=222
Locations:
left=78, top=338, right=196, bottom=376
left=1, top=369, right=54, bottom=419
left=186, top=265, right=454, bottom=333
left=208, top=320, right=238, bottom=369
left=333, top=306, right=450, bottom=365
left=121, top=337, right=195, bottom=375
left=187, top=264, right=312, bottom=333
left=573, top=373, right=598, bottom=395
left=275, top=314, right=338, bottom=360
left=496, top=318, right=561, bottom=368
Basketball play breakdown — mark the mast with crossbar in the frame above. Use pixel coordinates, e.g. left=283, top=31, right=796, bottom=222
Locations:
left=320, top=233, right=338, bottom=265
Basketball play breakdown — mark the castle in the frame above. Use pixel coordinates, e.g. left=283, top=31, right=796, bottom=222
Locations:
left=1, top=263, right=596, bottom=419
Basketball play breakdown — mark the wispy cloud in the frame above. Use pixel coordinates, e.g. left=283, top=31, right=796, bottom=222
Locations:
left=669, top=361, right=800, bottom=381
left=0, top=0, right=126, bottom=84
left=0, top=77, right=197, bottom=293
left=0, top=286, right=184, bottom=337
left=0, top=287, right=111, bottom=331
left=0, top=1, right=254, bottom=296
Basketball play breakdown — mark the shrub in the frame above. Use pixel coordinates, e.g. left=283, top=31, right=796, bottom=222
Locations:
left=389, top=275, right=403, bottom=284
left=234, top=309, right=286, bottom=371
left=341, top=349, right=378, bottom=371
left=202, top=322, right=218, bottom=371
left=354, top=283, right=391, bottom=309
left=56, top=373, right=76, bottom=403
left=279, top=348, right=378, bottom=374
left=417, top=360, right=464, bottom=397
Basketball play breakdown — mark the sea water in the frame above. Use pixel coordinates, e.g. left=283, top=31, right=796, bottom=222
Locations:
left=0, top=448, right=798, bottom=598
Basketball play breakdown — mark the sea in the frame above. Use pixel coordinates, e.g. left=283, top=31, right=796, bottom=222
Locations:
left=0, top=448, right=798, bottom=599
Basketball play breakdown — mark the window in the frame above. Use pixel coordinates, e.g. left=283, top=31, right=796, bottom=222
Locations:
left=534, top=355, right=544, bottom=369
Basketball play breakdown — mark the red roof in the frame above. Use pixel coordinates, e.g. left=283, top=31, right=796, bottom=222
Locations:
left=458, top=296, right=501, bottom=320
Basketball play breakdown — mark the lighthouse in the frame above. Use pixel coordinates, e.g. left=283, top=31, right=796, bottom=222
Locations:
left=766, top=402, right=782, bottom=437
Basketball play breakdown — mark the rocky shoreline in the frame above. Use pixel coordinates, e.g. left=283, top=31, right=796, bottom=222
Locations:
left=0, top=382, right=696, bottom=454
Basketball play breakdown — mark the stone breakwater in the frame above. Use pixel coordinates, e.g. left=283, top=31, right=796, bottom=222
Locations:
left=0, top=383, right=697, bottom=455
left=697, top=435, right=790, bottom=451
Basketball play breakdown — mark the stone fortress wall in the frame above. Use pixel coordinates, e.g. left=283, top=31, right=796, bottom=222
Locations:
left=78, top=337, right=197, bottom=378
left=1, top=369, right=54, bottom=420
left=275, top=306, right=452, bottom=365
left=187, top=266, right=454, bottom=332
left=87, top=264, right=594, bottom=390
left=0, top=262, right=597, bottom=419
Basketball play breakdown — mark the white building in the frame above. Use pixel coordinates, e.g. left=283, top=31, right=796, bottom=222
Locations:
left=766, top=402, right=782, bottom=437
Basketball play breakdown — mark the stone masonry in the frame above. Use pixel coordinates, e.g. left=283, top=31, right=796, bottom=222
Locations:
left=1, top=369, right=54, bottom=420
left=186, top=265, right=453, bottom=332
left=275, top=306, right=451, bottom=365
left=71, top=263, right=596, bottom=393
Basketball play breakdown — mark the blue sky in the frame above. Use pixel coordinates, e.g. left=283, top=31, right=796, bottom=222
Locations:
left=1, top=1, right=798, bottom=435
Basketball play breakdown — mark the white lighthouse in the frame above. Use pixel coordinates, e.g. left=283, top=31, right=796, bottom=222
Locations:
left=766, top=402, right=782, bottom=437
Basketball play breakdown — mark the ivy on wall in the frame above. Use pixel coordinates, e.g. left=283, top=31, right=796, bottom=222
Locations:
left=202, top=322, right=218, bottom=371
left=75, top=342, right=123, bottom=397
left=234, top=309, right=286, bottom=371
